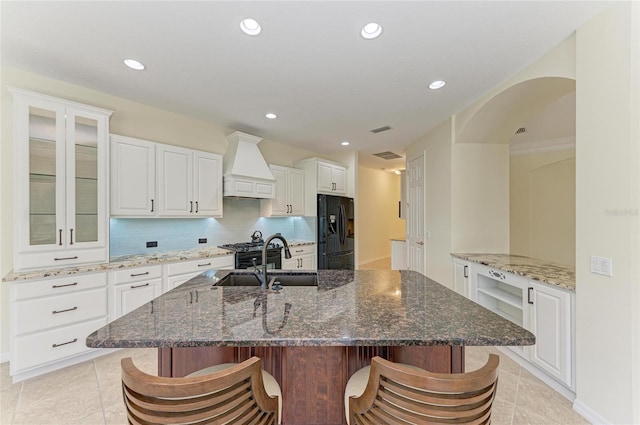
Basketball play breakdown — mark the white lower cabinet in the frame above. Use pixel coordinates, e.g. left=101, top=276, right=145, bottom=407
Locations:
left=469, top=262, right=574, bottom=390
left=10, top=272, right=108, bottom=381
left=164, top=255, right=234, bottom=291
left=110, top=265, right=163, bottom=320
left=282, top=244, right=316, bottom=270
left=452, top=258, right=471, bottom=298
left=528, top=281, right=573, bottom=388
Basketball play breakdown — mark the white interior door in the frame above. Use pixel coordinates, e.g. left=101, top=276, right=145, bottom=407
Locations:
left=407, top=155, right=425, bottom=274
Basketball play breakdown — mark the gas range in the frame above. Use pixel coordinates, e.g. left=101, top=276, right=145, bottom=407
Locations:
left=218, top=242, right=281, bottom=253
left=219, top=242, right=283, bottom=269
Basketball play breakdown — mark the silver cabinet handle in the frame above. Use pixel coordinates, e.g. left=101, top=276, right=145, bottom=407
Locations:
left=463, top=265, right=469, bottom=278
left=52, top=338, right=77, bottom=348
left=151, top=199, right=154, bottom=212
left=52, top=282, right=78, bottom=289
left=417, top=241, right=424, bottom=246
left=54, top=256, right=78, bottom=261
left=190, top=201, right=193, bottom=213
left=130, top=271, right=149, bottom=277
left=131, top=283, right=150, bottom=289
left=528, top=287, right=534, bottom=304
left=69, top=228, right=74, bottom=245
left=195, top=201, right=199, bottom=213
left=52, top=306, right=78, bottom=314
left=58, top=229, right=63, bottom=246
left=198, top=263, right=212, bottom=267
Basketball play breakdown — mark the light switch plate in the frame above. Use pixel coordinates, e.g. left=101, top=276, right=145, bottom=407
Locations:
left=590, top=256, right=613, bottom=276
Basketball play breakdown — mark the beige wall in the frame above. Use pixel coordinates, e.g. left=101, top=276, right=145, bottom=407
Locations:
left=510, top=149, right=576, bottom=266
left=356, top=166, right=404, bottom=266
left=451, top=142, right=510, bottom=254
left=575, top=2, right=640, bottom=422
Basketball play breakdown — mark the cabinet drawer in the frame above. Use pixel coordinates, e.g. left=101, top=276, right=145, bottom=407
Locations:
left=166, top=256, right=234, bottom=276
left=15, top=247, right=108, bottom=272
left=12, top=316, right=107, bottom=374
left=12, top=272, right=107, bottom=301
left=289, top=245, right=315, bottom=256
left=112, top=265, right=162, bottom=284
left=14, top=287, right=107, bottom=335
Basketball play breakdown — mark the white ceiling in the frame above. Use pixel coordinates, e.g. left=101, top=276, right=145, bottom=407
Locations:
left=1, top=1, right=609, bottom=170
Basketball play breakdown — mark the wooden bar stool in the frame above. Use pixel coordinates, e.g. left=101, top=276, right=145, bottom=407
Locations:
left=345, top=354, right=499, bottom=424
left=121, top=356, right=281, bottom=425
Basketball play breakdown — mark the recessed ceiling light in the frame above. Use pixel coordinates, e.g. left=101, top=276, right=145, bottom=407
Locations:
left=361, top=22, right=382, bottom=39
left=341, top=141, right=350, bottom=146
left=265, top=113, right=277, bottom=119
left=123, top=59, right=145, bottom=71
left=240, top=18, right=261, bottom=36
left=428, top=80, right=447, bottom=90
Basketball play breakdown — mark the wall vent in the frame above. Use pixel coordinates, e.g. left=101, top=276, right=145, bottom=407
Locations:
left=370, top=125, right=393, bottom=134
left=515, top=127, right=527, bottom=134
left=373, top=151, right=402, bottom=160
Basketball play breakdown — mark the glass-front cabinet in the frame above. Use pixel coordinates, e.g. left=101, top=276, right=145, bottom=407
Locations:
left=10, top=88, right=112, bottom=271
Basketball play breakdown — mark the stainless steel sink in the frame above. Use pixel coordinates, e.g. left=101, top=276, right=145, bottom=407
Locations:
left=215, top=272, right=318, bottom=287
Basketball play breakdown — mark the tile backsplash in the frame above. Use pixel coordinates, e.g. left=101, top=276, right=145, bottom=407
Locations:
left=110, top=198, right=315, bottom=258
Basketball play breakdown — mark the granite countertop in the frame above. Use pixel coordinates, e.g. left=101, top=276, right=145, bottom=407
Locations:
left=2, top=240, right=316, bottom=283
left=451, top=253, right=575, bottom=291
left=86, top=269, right=535, bottom=349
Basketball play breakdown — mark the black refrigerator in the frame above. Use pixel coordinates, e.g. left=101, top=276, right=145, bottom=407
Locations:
left=317, top=194, right=355, bottom=269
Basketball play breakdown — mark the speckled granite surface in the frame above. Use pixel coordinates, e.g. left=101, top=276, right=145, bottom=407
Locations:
left=2, top=241, right=315, bottom=283
left=86, top=269, right=535, bottom=349
left=451, top=253, right=575, bottom=291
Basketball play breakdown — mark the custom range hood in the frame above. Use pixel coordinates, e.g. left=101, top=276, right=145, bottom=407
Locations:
left=223, top=131, right=275, bottom=199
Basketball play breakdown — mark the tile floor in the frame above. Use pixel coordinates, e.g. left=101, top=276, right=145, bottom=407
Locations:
left=0, top=258, right=588, bottom=425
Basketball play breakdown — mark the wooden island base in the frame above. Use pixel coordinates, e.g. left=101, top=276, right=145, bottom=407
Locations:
left=159, top=345, right=464, bottom=425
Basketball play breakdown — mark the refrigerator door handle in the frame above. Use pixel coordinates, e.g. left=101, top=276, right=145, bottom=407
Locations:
left=339, top=204, right=346, bottom=246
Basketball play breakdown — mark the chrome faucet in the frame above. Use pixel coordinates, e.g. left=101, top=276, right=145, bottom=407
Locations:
left=256, top=233, right=292, bottom=289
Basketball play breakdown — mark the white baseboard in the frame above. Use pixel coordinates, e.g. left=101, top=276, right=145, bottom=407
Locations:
left=0, top=351, right=9, bottom=363
left=572, top=399, right=612, bottom=425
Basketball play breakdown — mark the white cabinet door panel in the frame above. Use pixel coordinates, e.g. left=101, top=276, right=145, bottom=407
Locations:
left=157, top=145, right=192, bottom=215
left=110, top=135, right=155, bottom=216
left=529, top=282, right=572, bottom=387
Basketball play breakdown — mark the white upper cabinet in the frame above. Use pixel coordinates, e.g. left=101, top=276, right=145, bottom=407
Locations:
left=110, top=135, right=156, bottom=216
left=10, top=88, right=112, bottom=271
left=317, top=161, right=347, bottom=194
left=157, top=144, right=223, bottom=217
left=260, top=165, right=305, bottom=216
left=192, top=150, right=223, bottom=216
left=110, top=135, right=222, bottom=218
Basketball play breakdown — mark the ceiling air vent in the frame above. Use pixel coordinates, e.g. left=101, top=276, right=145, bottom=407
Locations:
left=373, top=151, right=402, bottom=160
left=370, top=125, right=392, bottom=134
left=515, top=127, right=527, bottom=134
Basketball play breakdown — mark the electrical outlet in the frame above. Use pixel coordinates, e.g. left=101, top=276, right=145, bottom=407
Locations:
left=146, top=241, right=158, bottom=248
left=199, top=238, right=207, bottom=244
left=590, top=256, right=613, bottom=276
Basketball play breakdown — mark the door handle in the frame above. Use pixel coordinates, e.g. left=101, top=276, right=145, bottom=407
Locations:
left=151, top=199, right=154, bottom=212
left=528, top=287, right=534, bottom=304
left=190, top=201, right=193, bottom=213
left=195, top=201, right=199, bottom=213
left=463, top=265, right=469, bottom=278
left=69, top=228, right=74, bottom=245
left=417, top=241, right=424, bottom=246
left=59, top=229, right=63, bottom=246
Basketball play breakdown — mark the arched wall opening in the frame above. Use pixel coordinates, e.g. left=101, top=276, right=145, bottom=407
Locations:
left=454, top=77, right=576, bottom=266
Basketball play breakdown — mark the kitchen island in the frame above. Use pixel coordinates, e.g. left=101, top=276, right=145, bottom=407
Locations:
left=87, top=269, right=534, bottom=425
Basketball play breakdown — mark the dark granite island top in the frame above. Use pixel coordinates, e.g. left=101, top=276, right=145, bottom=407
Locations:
left=87, top=269, right=534, bottom=349
left=87, top=269, right=534, bottom=425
